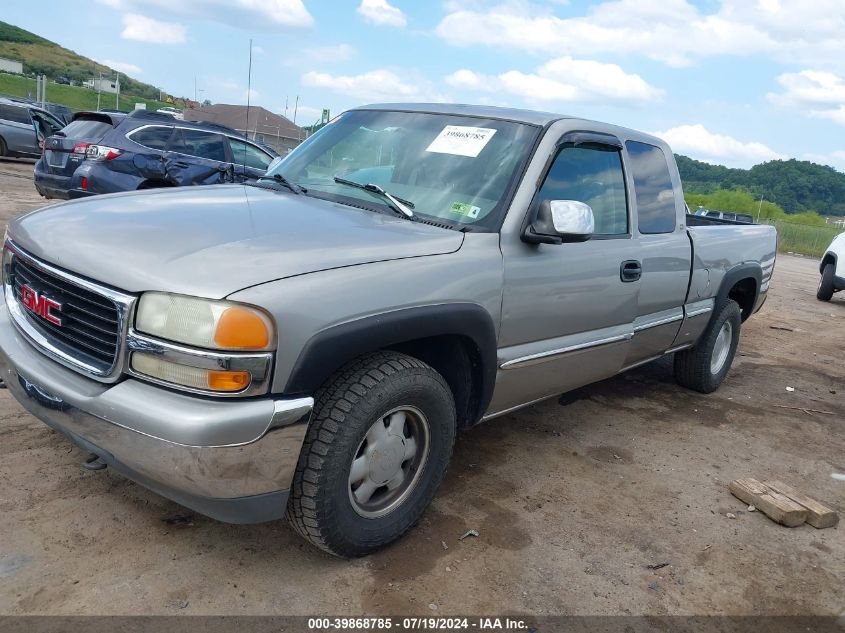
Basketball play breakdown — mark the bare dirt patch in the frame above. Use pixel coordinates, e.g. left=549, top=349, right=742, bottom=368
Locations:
left=0, top=162, right=841, bottom=615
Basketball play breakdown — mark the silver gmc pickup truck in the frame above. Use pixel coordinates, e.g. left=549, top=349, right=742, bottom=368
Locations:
left=0, top=103, right=777, bottom=556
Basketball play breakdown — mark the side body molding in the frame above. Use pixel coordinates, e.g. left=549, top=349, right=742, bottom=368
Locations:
left=283, top=303, right=499, bottom=419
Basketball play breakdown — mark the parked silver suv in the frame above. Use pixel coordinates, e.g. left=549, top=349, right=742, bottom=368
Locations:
left=0, top=98, right=65, bottom=158
left=0, top=103, right=777, bottom=556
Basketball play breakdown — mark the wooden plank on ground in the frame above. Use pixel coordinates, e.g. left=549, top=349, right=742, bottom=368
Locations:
left=764, top=480, right=839, bottom=529
left=729, top=478, right=808, bottom=527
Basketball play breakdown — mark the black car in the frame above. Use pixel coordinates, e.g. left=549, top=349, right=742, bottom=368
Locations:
left=35, top=110, right=279, bottom=199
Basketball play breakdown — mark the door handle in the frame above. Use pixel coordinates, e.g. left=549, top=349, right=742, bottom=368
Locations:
left=620, top=260, right=642, bottom=282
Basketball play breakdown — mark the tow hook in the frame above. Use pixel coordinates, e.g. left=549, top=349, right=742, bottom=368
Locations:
left=82, top=453, right=107, bottom=471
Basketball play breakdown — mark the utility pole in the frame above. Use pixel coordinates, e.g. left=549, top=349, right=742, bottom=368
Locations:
left=245, top=38, right=253, bottom=149
left=96, top=72, right=102, bottom=111
left=194, top=75, right=197, bottom=102
left=115, top=73, right=120, bottom=110
left=293, top=96, right=300, bottom=140
left=756, top=193, right=765, bottom=222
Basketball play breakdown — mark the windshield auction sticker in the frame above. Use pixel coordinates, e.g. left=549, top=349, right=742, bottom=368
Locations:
left=425, top=126, right=497, bottom=157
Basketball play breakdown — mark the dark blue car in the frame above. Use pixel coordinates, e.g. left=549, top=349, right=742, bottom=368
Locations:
left=34, top=109, right=278, bottom=200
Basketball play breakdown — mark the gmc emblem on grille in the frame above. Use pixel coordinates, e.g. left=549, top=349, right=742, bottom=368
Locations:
left=20, top=285, right=63, bottom=326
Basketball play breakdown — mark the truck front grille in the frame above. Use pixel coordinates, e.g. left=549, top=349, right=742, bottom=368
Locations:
left=5, top=246, right=129, bottom=377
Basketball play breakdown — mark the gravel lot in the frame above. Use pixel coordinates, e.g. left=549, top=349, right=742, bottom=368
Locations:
left=0, top=157, right=842, bottom=616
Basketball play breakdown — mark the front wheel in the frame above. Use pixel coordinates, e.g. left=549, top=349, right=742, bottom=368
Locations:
left=674, top=299, right=741, bottom=394
left=286, top=351, right=456, bottom=557
left=817, top=263, right=835, bottom=301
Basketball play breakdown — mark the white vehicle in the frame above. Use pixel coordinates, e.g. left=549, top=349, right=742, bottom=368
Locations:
left=818, top=232, right=845, bottom=301
left=156, top=107, right=183, bottom=120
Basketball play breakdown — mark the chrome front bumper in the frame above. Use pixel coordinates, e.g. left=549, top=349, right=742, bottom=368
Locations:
left=0, top=300, right=313, bottom=524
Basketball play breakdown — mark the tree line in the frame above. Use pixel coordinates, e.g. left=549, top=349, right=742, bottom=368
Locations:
left=677, top=154, right=845, bottom=217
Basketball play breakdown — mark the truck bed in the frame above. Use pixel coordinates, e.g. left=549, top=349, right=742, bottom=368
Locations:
left=686, top=219, right=778, bottom=309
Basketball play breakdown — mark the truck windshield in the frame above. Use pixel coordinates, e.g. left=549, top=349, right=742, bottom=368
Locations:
left=266, top=110, right=540, bottom=230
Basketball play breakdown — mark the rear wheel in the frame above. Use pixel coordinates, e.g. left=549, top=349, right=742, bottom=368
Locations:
left=817, top=263, right=835, bottom=301
left=674, top=299, right=741, bottom=393
left=286, top=351, right=456, bottom=557
left=0, top=136, right=7, bottom=158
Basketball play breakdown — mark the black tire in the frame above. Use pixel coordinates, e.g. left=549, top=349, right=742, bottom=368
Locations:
left=817, top=263, right=835, bottom=301
left=286, top=351, right=456, bottom=557
left=0, top=136, right=6, bottom=158
left=674, top=299, right=741, bottom=394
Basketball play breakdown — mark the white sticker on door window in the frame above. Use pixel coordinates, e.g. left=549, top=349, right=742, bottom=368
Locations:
left=425, top=126, right=497, bottom=158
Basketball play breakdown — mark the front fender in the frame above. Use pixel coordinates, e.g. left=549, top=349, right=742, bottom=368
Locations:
left=283, top=303, right=498, bottom=415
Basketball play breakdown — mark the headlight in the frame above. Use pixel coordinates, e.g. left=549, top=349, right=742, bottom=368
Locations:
left=136, top=292, right=274, bottom=351
left=131, top=353, right=251, bottom=392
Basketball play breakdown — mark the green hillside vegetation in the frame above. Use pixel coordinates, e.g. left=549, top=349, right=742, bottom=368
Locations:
left=676, top=154, right=845, bottom=217
left=684, top=186, right=840, bottom=258
left=0, top=21, right=164, bottom=101
left=0, top=72, right=171, bottom=112
left=0, top=21, right=188, bottom=111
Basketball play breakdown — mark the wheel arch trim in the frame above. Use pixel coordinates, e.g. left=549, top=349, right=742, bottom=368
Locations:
left=282, top=303, right=498, bottom=420
left=820, top=251, right=837, bottom=274
left=714, top=263, right=762, bottom=321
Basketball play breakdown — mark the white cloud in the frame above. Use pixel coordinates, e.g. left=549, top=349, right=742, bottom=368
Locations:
left=302, top=69, right=439, bottom=102
left=803, top=150, right=845, bottom=172
left=652, top=124, right=784, bottom=168
left=812, top=106, right=845, bottom=127
left=101, top=0, right=313, bottom=30
left=290, top=105, right=326, bottom=124
left=121, top=13, right=187, bottom=44
left=252, top=45, right=264, bottom=55
left=769, top=69, right=845, bottom=126
left=445, top=57, right=663, bottom=104
left=304, top=43, right=356, bottom=62
left=435, top=0, right=845, bottom=69
left=770, top=70, right=845, bottom=106
left=98, top=59, right=142, bottom=74
left=357, top=0, right=407, bottom=27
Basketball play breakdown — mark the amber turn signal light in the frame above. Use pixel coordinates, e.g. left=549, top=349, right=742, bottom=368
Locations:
left=213, top=306, right=271, bottom=350
left=207, top=370, right=251, bottom=392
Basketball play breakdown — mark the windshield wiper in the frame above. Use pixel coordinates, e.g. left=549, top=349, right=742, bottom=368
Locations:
left=333, top=176, right=414, bottom=218
left=257, top=172, right=305, bottom=194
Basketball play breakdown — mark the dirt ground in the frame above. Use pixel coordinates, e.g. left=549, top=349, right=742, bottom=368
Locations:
left=0, top=157, right=842, bottom=616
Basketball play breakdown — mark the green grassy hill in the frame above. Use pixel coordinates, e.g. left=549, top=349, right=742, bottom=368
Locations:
left=0, top=73, right=171, bottom=112
left=0, top=21, right=180, bottom=112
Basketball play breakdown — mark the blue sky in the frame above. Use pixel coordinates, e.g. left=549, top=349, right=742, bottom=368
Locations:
left=5, top=0, right=845, bottom=171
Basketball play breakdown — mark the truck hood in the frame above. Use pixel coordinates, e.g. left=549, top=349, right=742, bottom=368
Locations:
left=9, top=185, right=464, bottom=298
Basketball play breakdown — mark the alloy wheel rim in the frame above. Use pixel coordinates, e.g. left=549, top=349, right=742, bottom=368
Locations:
left=348, top=405, right=431, bottom=518
left=710, top=320, right=733, bottom=375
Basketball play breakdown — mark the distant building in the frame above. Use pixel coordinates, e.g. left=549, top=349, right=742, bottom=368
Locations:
left=182, top=103, right=305, bottom=153
left=83, top=78, right=120, bottom=94
left=0, top=57, right=23, bottom=75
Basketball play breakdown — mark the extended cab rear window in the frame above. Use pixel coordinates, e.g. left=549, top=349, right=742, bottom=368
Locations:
left=63, top=118, right=114, bottom=139
left=626, top=141, right=677, bottom=234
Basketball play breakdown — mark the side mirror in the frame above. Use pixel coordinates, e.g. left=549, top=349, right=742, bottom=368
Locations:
left=265, top=155, right=285, bottom=173
left=523, top=200, right=595, bottom=245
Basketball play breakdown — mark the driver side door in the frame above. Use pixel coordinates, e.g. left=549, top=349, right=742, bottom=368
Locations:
left=490, top=136, right=641, bottom=415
